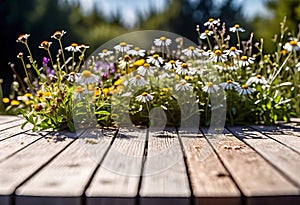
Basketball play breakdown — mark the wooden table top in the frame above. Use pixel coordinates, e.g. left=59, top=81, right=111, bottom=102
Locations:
left=0, top=115, right=299, bottom=205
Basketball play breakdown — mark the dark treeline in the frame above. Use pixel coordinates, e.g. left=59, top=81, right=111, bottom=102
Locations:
left=0, top=0, right=299, bottom=96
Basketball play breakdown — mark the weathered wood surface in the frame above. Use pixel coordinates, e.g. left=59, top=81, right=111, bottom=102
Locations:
left=0, top=115, right=299, bottom=205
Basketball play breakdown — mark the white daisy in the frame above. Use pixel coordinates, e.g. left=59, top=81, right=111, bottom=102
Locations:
left=175, top=63, right=191, bottom=75
left=51, top=30, right=67, bottom=40
left=219, top=80, right=240, bottom=90
left=175, top=79, right=192, bottom=91
left=154, top=36, right=172, bottom=47
left=229, top=24, right=245, bottom=32
left=127, top=47, right=146, bottom=57
left=238, top=56, right=255, bottom=67
left=182, top=46, right=202, bottom=57
left=202, top=82, right=220, bottom=93
left=76, top=70, right=99, bottom=85
left=237, top=84, right=254, bottom=95
left=73, top=86, right=88, bottom=100
left=283, top=39, right=300, bottom=52
left=223, top=46, right=243, bottom=58
left=118, top=55, right=131, bottom=69
left=246, top=75, right=268, bottom=85
left=98, top=49, right=113, bottom=58
left=16, top=34, right=30, bottom=43
left=65, top=43, right=80, bottom=52
left=199, top=30, right=214, bottom=39
left=146, top=54, right=164, bottom=67
left=137, top=63, right=155, bottom=76
left=114, top=42, right=133, bottom=53
left=204, top=18, right=220, bottom=28
left=129, top=74, right=148, bottom=86
left=66, top=71, right=81, bottom=83
left=136, top=92, right=154, bottom=103
left=209, top=50, right=227, bottom=63
left=163, top=59, right=181, bottom=70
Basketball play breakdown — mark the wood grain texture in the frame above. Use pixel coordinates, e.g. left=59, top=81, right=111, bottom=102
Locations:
left=16, top=129, right=115, bottom=205
left=227, top=126, right=300, bottom=190
left=0, top=119, right=24, bottom=132
left=0, top=131, right=74, bottom=197
left=86, top=128, right=147, bottom=205
left=0, top=115, right=23, bottom=125
left=251, top=125, right=300, bottom=153
left=139, top=129, right=190, bottom=205
left=0, top=129, right=41, bottom=162
left=178, top=130, right=240, bottom=205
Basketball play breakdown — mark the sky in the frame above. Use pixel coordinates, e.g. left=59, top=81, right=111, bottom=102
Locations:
left=68, top=0, right=271, bottom=28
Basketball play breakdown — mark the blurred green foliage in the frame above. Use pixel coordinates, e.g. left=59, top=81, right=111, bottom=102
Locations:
left=251, top=0, right=300, bottom=52
left=0, top=0, right=298, bottom=97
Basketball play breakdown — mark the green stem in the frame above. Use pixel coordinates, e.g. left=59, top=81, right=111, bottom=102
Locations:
left=58, top=39, right=66, bottom=66
left=20, top=58, right=34, bottom=90
left=236, top=31, right=241, bottom=50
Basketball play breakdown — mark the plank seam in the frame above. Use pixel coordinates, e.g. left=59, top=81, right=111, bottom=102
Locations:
left=0, top=133, right=43, bottom=164
left=81, top=128, right=119, bottom=205
left=0, top=129, right=32, bottom=142
left=249, top=125, right=300, bottom=155
left=137, top=127, right=149, bottom=205
left=11, top=137, right=77, bottom=205
left=0, top=122, right=25, bottom=133
left=199, top=127, right=245, bottom=205
left=176, top=126, right=194, bottom=205
left=226, top=126, right=300, bottom=190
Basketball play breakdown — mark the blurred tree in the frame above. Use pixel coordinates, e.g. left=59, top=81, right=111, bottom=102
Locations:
left=136, top=0, right=249, bottom=43
left=251, top=0, right=300, bottom=52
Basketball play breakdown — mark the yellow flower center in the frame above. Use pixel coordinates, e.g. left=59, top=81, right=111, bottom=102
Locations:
left=134, top=47, right=140, bottom=51
left=2, top=98, right=10, bottom=103
left=123, top=55, right=131, bottom=61
left=135, top=74, right=141, bottom=79
left=24, top=93, right=32, bottom=97
left=120, top=42, right=127, bottom=47
left=241, top=56, right=248, bottom=61
left=208, top=18, right=214, bottom=22
left=44, top=92, right=51, bottom=97
left=227, top=79, right=233, bottom=83
left=188, top=46, right=195, bottom=50
left=141, top=92, right=148, bottom=96
left=153, top=54, right=160, bottom=59
left=169, top=60, right=176, bottom=64
left=75, top=86, right=84, bottom=93
left=102, top=49, right=108, bottom=53
left=230, top=46, right=237, bottom=51
left=205, top=30, right=211, bottom=34
left=234, top=24, right=240, bottom=28
left=214, top=50, right=222, bottom=56
left=181, top=63, right=188, bottom=69
left=71, top=43, right=78, bottom=47
left=11, top=100, right=20, bottom=106
left=206, top=82, right=213, bottom=87
left=81, top=70, right=92, bottom=78
left=143, top=63, right=150, bottom=68
left=290, top=40, right=297, bottom=46
left=53, top=31, right=62, bottom=37
left=160, top=36, right=167, bottom=41
left=133, top=59, right=145, bottom=67
left=242, top=84, right=248, bottom=89
left=41, top=41, right=50, bottom=47
left=256, top=74, right=262, bottom=79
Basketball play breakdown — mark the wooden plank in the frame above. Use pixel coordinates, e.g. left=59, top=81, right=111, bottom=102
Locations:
left=0, top=128, right=41, bottom=162
left=86, top=128, right=147, bottom=205
left=227, top=126, right=300, bottom=189
left=16, top=129, right=115, bottom=205
left=202, top=127, right=299, bottom=205
left=139, top=129, right=191, bottom=205
left=0, top=119, right=24, bottom=133
left=251, top=125, right=300, bottom=153
left=0, top=115, right=23, bottom=125
left=178, top=130, right=240, bottom=205
left=0, top=131, right=75, bottom=205
left=0, top=122, right=33, bottom=141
